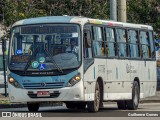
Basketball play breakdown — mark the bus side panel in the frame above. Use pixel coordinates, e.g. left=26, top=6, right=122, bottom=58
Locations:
left=130, top=60, right=145, bottom=98
left=84, top=59, right=106, bottom=101
left=146, top=61, right=157, bottom=97
left=104, top=59, right=132, bottom=100
left=143, top=60, right=156, bottom=98
left=130, top=60, right=156, bottom=98
left=84, top=64, right=95, bottom=101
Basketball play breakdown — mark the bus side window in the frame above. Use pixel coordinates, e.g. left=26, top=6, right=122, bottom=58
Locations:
left=83, top=30, right=92, bottom=58
left=105, top=27, right=116, bottom=57
left=149, top=31, right=155, bottom=58
left=128, top=30, right=140, bottom=58
left=116, top=28, right=127, bottom=57
left=92, top=26, right=105, bottom=57
left=140, top=31, right=150, bottom=59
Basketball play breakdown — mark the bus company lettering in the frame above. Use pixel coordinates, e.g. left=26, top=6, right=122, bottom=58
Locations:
left=126, top=64, right=137, bottom=73
left=55, top=79, right=65, bottom=82
left=31, top=72, right=54, bottom=75
left=23, top=80, right=31, bottom=83
left=98, top=65, right=105, bottom=73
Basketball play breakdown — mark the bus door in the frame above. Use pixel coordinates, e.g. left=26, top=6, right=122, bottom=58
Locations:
left=83, top=25, right=94, bottom=101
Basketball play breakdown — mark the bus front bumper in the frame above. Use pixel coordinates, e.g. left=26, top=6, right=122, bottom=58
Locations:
left=8, top=80, right=84, bottom=103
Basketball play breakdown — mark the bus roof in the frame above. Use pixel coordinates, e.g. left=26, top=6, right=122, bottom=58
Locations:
left=12, top=16, right=153, bottom=30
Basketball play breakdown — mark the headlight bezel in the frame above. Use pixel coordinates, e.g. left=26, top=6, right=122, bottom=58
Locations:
left=8, top=76, right=22, bottom=88
left=66, top=73, right=81, bottom=87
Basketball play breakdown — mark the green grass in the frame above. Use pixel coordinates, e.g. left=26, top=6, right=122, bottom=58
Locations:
left=0, top=100, right=11, bottom=104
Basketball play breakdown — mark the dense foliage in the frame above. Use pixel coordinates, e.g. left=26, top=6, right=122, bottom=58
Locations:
left=127, top=0, right=160, bottom=38
left=0, top=0, right=160, bottom=37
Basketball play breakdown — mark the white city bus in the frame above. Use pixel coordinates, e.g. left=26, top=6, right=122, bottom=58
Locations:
left=7, top=16, right=156, bottom=112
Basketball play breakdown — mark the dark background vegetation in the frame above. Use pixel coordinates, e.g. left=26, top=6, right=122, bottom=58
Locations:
left=0, top=0, right=160, bottom=38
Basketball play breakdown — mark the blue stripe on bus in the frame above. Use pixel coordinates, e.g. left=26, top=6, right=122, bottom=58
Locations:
left=116, top=67, right=118, bottom=80
left=148, top=68, right=150, bottom=80
left=94, top=67, right=95, bottom=80
left=23, top=16, right=74, bottom=25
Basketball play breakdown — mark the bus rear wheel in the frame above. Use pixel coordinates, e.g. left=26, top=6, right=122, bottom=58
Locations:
left=27, top=102, right=39, bottom=112
left=87, top=82, right=100, bottom=112
left=126, top=81, right=140, bottom=110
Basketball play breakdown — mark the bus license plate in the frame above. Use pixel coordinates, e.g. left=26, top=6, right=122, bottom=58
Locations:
left=37, top=91, right=50, bottom=97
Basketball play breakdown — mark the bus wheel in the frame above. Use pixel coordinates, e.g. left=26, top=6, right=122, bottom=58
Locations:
left=87, top=82, right=100, bottom=112
left=126, top=81, right=140, bottom=110
left=117, top=101, right=127, bottom=109
left=27, top=102, right=39, bottom=112
left=65, top=102, right=76, bottom=109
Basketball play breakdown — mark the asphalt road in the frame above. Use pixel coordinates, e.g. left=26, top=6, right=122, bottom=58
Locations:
left=0, top=102, right=160, bottom=118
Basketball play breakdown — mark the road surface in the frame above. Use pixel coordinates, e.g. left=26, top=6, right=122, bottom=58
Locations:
left=0, top=102, right=160, bottom=118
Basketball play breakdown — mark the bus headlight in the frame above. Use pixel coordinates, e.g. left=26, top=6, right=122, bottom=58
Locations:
left=8, top=77, right=14, bottom=83
left=66, top=73, right=81, bottom=87
left=8, top=77, right=21, bottom=88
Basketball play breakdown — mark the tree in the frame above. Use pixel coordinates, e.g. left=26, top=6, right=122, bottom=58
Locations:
left=0, top=0, right=5, bottom=23
left=0, top=0, right=160, bottom=37
left=127, top=0, right=160, bottom=36
left=1, top=0, right=47, bottom=26
left=0, top=0, right=110, bottom=26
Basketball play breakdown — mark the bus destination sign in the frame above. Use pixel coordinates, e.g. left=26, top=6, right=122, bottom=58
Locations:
left=21, top=26, right=77, bottom=35
left=11, top=55, right=30, bottom=63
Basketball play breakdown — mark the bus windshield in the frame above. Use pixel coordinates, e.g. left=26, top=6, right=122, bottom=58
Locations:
left=9, top=24, right=81, bottom=73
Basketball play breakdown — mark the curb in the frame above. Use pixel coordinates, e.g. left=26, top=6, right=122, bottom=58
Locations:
left=140, top=100, right=160, bottom=103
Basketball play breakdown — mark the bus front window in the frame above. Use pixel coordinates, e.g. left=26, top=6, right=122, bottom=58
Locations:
left=9, top=24, right=81, bottom=74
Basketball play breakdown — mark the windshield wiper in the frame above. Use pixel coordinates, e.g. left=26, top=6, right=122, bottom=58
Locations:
left=23, top=43, right=41, bottom=74
left=23, top=43, right=63, bottom=73
left=44, top=48, right=63, bottom=73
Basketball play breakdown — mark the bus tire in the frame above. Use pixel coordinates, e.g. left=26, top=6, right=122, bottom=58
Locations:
left=99, top=80, right=104, bottom=109
left=27, top=102, right=39, bottom=112
left=117, top=101, right=127, bottom=110
left=87, top=82, right=100, bottom=112
left=126, top=81, right=140, bottom=110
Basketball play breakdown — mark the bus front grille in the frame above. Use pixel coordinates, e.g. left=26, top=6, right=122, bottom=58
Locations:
left=22, top=82, right=65, bottom=89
